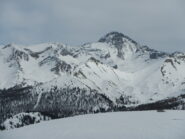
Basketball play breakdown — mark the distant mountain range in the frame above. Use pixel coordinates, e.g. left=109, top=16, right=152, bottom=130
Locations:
left=0, top=32, right=185, bottom=129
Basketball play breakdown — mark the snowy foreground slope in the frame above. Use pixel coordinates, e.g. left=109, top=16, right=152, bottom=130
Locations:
left=1, top=111, right=185, bottom=139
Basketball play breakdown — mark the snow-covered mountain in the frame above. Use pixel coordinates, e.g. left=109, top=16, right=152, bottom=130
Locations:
left=0, top=32, right=185, bottom=127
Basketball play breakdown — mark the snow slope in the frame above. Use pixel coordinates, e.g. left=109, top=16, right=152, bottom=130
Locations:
left=1, top=111, right=185, bottom=139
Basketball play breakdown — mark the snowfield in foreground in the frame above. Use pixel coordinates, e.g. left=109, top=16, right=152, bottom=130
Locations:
left=1, top=111, right=185, bottom=139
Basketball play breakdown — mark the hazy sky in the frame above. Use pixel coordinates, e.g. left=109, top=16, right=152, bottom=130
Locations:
left=0, top=0, right=185, bottom=52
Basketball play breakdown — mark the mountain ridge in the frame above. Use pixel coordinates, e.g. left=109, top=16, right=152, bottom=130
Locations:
left=0, top=32, right=185, bottom=129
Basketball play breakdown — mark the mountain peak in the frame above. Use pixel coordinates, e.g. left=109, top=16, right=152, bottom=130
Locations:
left=98, top=32, right=139, bottom=59
left=98, top=32, right=138, bottom=46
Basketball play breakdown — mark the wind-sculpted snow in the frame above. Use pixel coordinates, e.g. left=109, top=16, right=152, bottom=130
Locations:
left=0, top=32, right=185, bottom=129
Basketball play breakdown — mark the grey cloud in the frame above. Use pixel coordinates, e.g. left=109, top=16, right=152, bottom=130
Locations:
left=0, top=0, right=185, bottom=52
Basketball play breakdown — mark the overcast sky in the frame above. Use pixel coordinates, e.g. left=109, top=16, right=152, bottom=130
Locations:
left=0, top=0, right=185, bottom=52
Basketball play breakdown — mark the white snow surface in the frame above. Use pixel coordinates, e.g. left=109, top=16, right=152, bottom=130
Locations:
left=1, top=111, right=185, bottom=139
